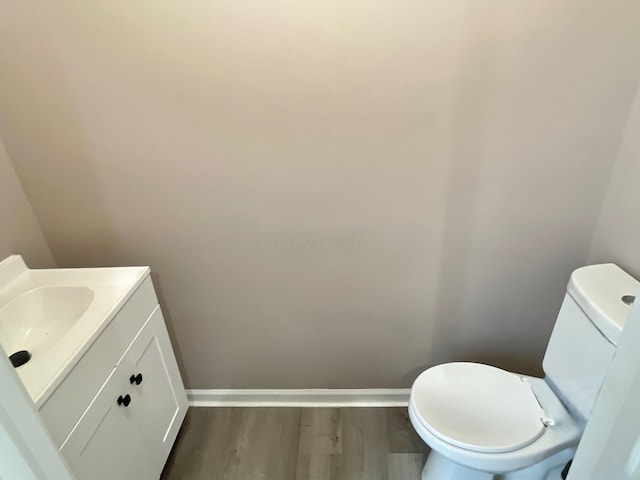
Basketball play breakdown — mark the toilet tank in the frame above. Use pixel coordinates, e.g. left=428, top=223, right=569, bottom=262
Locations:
left=543, top=264, right=639, bottom=423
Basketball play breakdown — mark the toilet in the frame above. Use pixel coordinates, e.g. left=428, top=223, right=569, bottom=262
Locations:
left=409, top=264, right=639, bottom=480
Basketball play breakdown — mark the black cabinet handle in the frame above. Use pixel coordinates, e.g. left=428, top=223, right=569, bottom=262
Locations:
left=117, top=394, right=131, bottom=407
left=130, top=373, right=143, bottom=385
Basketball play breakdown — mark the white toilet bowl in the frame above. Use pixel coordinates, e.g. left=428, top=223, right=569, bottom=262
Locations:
left=408, top=264, right=640, bottom=480
left=409, top=363, right=580, bottom=480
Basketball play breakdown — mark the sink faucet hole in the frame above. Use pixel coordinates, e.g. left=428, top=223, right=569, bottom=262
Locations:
left=9, top=350, right=31, bottom=368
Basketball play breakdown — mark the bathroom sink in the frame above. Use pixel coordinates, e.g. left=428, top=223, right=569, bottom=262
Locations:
left=0, top=255, right=149, bottom=406
left=0, top=286, right=95, bottom=359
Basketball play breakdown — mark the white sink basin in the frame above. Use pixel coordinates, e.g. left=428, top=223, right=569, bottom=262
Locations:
left=0, top=255, right=149, bottom=406
left=0, top=286, right=95, bottom=357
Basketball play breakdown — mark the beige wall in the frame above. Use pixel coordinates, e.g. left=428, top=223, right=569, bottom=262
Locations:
left=1, top=0, right=640, bottom=388
left=589, top=87, right=640, bottom=278
left=0, top=138, right=55, bottom=268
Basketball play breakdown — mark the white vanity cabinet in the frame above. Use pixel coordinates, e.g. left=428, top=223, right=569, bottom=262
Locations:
left=119, top=306, right=187, bottom=467
left=39, top=276, right=188, bottom=480
left=59, top=367, right=160, bottom=480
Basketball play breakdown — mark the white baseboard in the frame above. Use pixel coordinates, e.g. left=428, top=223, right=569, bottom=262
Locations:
left=186, top=389, right=410, bottom=407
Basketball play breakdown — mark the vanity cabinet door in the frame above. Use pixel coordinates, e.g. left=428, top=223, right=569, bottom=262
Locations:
left=60, top=368, right=159, bottom=480
left=124, top=306, right=188, bottom=468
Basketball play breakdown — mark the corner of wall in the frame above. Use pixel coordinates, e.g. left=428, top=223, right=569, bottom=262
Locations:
left=0, top=136, right=56, bottom=268
left=587, top=82, right=640, bottom=275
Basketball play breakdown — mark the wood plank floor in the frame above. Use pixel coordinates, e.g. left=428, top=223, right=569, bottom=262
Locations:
left=161, top=407, right=429, bottom=480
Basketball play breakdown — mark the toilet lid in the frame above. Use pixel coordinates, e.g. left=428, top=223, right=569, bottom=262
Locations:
left=411, top=363, right=546, bottom=453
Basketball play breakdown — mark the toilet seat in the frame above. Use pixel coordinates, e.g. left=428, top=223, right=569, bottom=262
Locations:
left=410, top=362, right=547, bottom=453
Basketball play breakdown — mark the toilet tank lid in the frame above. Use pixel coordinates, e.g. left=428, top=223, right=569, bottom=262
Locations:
left=568, top=263, right=639, bottom=345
